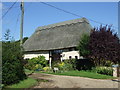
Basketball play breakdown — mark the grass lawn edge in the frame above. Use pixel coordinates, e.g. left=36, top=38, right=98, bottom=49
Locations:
left=35, top=70, right=117, bottom=80
left=5, top=77, right=38, bottom=89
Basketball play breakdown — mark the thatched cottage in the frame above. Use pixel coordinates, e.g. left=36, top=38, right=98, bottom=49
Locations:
left=23, top=18, right=92, bottom=67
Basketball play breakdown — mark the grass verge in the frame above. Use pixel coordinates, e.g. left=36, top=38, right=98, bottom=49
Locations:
left=6, top=77, right=37, bottom=88
left=38, top=70, right=116, bottom=79
left=25, top=69, right=34, bottom=75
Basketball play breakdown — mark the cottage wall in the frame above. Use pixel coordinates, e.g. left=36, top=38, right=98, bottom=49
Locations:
left=61, top=51, right=79, bottom=60
left=24, top=51, right=49, bottom=60
left=61, top=48, right=80, bottom=60
left=24, top=49, right=80, bottom=60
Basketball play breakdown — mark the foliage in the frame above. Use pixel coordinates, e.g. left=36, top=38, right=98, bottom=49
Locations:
left=64, top=59, right=76, bottom=70
left=23, top=37, right=28, bottom=43
left=24, top=69, right=34, bottom=75
left=43, top=67, right=52, bottom=72
left=2, top=31, right=26, bottom=85
left=51, top=60, right=61, bottom=68
left=60, top=62, right=73, bottom=71
left=54, top=59, right=76, bottom=71
left=77, top=33, right=90, bottom=58
left=58, top=62, right=65, bottom=70
left=77, top=26, right=120, bottom=66
left=4, top=29, right=11, bottom=40
left=88, top=26, right=120, bottom=65
left=5, top=78, right=37, bottom=88
left=76, top=59, right=95, bottom=71
left=35, top=64, right=43, bottom=71
left=24, top=56, right=48, bottom=71
left=92, top=66, right=113, bottom=76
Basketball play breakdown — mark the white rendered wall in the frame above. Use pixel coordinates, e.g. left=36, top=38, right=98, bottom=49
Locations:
left=24, top=51, right=49, bottom=60
left=61, top=51, right=80, bottom=60
left=24, top=49, right=80, bottom=60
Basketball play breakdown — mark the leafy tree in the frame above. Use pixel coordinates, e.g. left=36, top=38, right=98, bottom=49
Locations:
left=88, top=26, right=120, bottom=66
left=77, top=33, right=90, bottom=58
left=2, top=30, right=26, bottom=85
left=78, top=26, right=120, bottom=66
left=4, top=29, right=11, bottom=40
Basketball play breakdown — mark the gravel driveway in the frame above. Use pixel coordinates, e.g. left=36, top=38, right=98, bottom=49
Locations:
left=29, top=73, right=118, bottom=88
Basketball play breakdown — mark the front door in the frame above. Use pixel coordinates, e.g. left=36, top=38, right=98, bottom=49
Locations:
left=51, top=50, right=62, bottom=61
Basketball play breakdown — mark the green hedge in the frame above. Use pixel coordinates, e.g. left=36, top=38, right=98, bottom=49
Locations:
left=76, top=59, right=95, bottom=71
left=2, top=41, right=26, bottom=85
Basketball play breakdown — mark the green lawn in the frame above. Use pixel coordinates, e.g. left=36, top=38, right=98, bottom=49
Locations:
left=38, top=70, right=116, bottom=79
left=6, top=77, right=37, bottom=88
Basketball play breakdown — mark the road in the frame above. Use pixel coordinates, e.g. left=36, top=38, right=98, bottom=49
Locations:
left=29, top=73, right=118, bottom=88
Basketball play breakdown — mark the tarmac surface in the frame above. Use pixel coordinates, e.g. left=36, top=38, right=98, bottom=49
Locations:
left=29, top=73, right=118, bottom=88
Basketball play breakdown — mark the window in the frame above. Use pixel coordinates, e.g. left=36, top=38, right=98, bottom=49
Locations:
left=75, top=56, right=78, bottom=59
left=69, top=56, right=72, bottom=59
left=74, top=47, right=78, bottom=51
left=52, top=50, right=62, bottom=54
left=68, top=48, right=73, bottom=51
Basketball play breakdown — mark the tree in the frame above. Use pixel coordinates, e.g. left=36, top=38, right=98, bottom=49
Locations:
left=4, top=29, right=11, bottom=41
left=88, top=26, right=120, bottom=66
left=77, top=33, right=90, bottom=58
left=2, top=30, right=26, bottom=85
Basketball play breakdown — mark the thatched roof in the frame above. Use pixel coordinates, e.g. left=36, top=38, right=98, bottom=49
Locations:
left=23, top=18, right=92, bottom=51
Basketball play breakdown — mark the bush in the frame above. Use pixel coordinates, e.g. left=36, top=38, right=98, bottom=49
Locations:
left=102, top=60, right=114, bottom=67
left=35, top=64, right=43, bottom=71
left=64, top=59, right=76, bottom=70
left=92, top=66, right=113, bottom=76
left=24, top=55, right=48, bottom=71
left=43, top=67, right=52, bottom=72
left=76, top=59, right=95, bottom=71
left=54, top=59, right=76, bottom=71
left=2, top=41, right=26, bottom=85
left=62, top=62, right=73, bottom=71
left=52, top=60, right=61, bottom=68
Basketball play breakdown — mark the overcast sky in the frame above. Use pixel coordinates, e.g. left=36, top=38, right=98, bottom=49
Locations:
left=2, top=2, right=118, bottom=40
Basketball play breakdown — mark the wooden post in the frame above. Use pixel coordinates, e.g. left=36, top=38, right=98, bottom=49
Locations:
left=49, top=51, right=52, bottom=68
left=20, top=0, right=24, bottom=47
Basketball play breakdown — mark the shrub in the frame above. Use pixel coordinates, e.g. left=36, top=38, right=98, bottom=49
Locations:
left=64, top=59, right=76, bottom=70
left=92, top=66, right=113, bottom=76
left=2, top=41, right=26, bottom=85
left=43, top=67, right=52, bottom=72
left=52, top=60, right=61, bottom=68
left=24, top=55, right=48, bottom=71
left=100, top=60, right=114, bottom=67
left=54, top=59, right=76, bottom=71
left=76, top=59, right=95, bottom=71
left=35, top=64, right=43, bottom=71
left=62, top=62, right=73, bottom=71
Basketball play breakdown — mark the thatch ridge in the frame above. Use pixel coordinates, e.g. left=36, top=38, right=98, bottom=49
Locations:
left=36, top=18, right=89, bottom=31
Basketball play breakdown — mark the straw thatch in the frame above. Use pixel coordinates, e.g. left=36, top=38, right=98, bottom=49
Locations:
left=23, top=18, right=92, bottom=51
